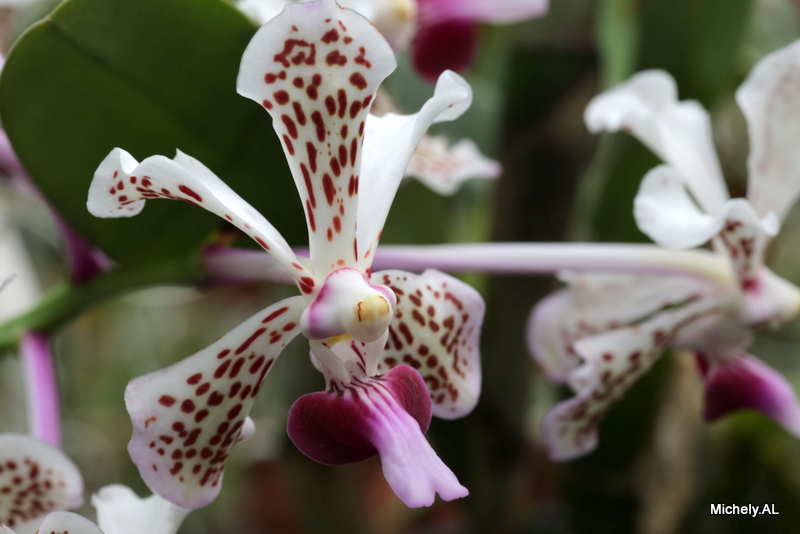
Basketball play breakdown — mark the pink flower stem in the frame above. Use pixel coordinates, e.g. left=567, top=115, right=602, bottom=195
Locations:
left=21, top=331, right=61, bottom=446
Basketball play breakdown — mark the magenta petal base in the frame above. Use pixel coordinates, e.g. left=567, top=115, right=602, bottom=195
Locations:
left=411, top=20, right=478, bottom=82
left=287, top=365, right=468, bottom=507
left=701, top=353, right=800, bottom=436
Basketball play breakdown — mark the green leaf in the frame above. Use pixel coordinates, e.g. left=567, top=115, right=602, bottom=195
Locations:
left=0, top=0, right=307, bottom=265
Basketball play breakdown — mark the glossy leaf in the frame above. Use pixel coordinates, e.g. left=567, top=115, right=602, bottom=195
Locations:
left=0, top=0, right=306, bottom=265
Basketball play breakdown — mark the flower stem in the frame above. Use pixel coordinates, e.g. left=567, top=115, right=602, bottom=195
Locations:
left=21, top=331, right=61, bottom=446
left=0, top=256, right=206, bottom=352
left=371, top=243, right=733, bottom=283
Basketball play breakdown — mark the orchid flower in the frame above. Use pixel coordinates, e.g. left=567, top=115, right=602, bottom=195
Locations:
left=237, top=1, right=506, bottom=195
left=87, top=0, right=484, bottom=509
left=526, top=40, right=800, bottom=460
left=237, top=0, right=549, bottom=80
left=0, top=434, right=83, bottom=534
left=0, top=435, right=190, bottom=534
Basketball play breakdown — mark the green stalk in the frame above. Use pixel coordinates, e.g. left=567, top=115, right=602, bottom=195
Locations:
left=0, top=255, right=206, bottom=352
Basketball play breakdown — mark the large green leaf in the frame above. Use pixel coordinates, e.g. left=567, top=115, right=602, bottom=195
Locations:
left=0, top=0, right=307, bottom=265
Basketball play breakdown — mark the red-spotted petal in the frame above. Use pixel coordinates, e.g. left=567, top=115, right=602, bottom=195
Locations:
left=237, top=0, right=396, bottom=276
left=288, top=366, right=467, bottom=507
left=0, top=435, right=83, bottom=534
left=738, top=40, right=800, bottom=221
left=33, top=512, right=104, bottom=534
left=92, top=485, right=189, bottom=534
left=528, top=272, right=718, bottom=383
left=374, top=269, right=484, bottom=419
left=87, top=149, right=311, bottom=284
left=405, top=135, right=501, bottom=195
left=585, top=70, right=729, bottom=214
left=543, top=295, right=726, bottom=461
left=715, top=199, right=778, bottom=291
left=357, top=71, right=473, bottom=266
left=125, top=297, right=304, bottom=509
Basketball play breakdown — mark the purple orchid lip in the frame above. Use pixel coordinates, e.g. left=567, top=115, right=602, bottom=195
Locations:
left=288, top=365, right=467, bottom=507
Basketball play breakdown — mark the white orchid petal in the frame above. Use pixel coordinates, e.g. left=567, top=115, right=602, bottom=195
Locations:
left=738, top=40, right=800, bottom=221
left=36, top=512, right=104, bottom=534
left=237, top=0, right=396, bottom=276
left=405, top=135, right=501, bottom=195
left=87, top=148, right=309, bottom=282
left=528, top=272, right=721, bottom=384
left=716, top=199, right=778, bottom=290
left=543, top=295, right=726, bottom=461
left=0, top=435, right=83, bottom=534
left=125, top=297, right=304, bottom=509
left=357, top=71, right=473, bottom=264
left=374, top=269, right=484, bottom=419
left=633, top=165, right=724, bottom=249
left=92, top=485, right=189, bottom=534
left=585, top=70, right=729, bottom=213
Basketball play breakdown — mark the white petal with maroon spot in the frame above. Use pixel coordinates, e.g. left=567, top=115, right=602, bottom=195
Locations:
left=738, top=39, right=800, bottom=221
left=405, top=135, right=501, bottom=195
left=527, top=272, right=720, bottom=383
left=34, top=512, right=104, bottom=534
left=585, top=69, right=729, bottom=214
left=0, top=435, right=83, bottom=534
left=357, top=71, right=473, bottom=266
left=237, top=0, right=396, bottom=276
left=714, top=199, right=778, bottom=291
left=92, top=485, right=189, bottom=534
left=125, top=297, right=305, bottom=509
left=543, top=295, right=726, bottom=461
left=87, top=149, right=310, bottom=284
left=374, top=269, right=484, bottom=419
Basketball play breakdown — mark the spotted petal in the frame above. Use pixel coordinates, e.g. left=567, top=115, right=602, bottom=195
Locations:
left=237, top=0, right=396, bottom=276
left=288, top=366, right=467, bottom=507
left=87, top=149, right=311, bottom=284
left=528, top=272, right=719, bottom=383
left=34, top=512, right=104, bottom=534
left=715, top=199, right=778, bottom=290
left=585, top=70, right=728, bottom=214
left=700, top=353, right=800, bottom=437
left=374, top=269, right=483, bottom=419
left=92, top=485, right=189, bottom=534
left=542, top=295, right=725, bottom=461
left=0, top=435, right=83, bottom=534
left=405, top=135, right=501, bottom=195
left=125, top=297, right=305, bottom=509
left=738, top=40, right=800, bottom=221
left=357, top=71, right=473, bottom=266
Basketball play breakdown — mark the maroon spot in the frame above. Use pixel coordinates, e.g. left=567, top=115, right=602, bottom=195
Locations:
left=325, top=95, right=337, bottom=116
left=344, top=36, right=353, bottom=44
left=195, top=410, right=209, bottom=423
left=398, top=322, right=414, bottom=344
left=215, top=360, right=232, bottom=379
left=327, top=228, right=334, bottom=242
left=322, top=29, right=339, bottom=43
left=311, top=111, right=326, bottom=141
left=228, top=404, right=243, bottom=420
left=326, top=50, right=347, bottom=66
left=236, top=328, right=267, bottom=355
left=350, top=138, right=358, bottom=167
left=229, top=382, right=242, bottom=398
left=255, top=237, right=270, bottom=251
left=306, top=142, right=318, bottom=174
left=178, top=185, right=202, bottom=203
left=141, top=178, right=152, bottom=187
left=306, top=200, right=317, bottom=232
left=292, top=101, right=307, bottom=126
left=354, top=47, right=372, bottom=68
left=282, top=135, right=295, bottom=156
left=250, top=355, right=266, bottom=374
left=323, top=174, right=335, bottom=206
left=349, top=100, right=362, bottom=119
left=187, top=373, right=203, bottom=385
left=274, top=91, right=290, bottom=105
left=118, top=195, right=128, bottom=202
left=281, top=114, right=299, bottom=139
left=337, top=89, right=347, bottom=118
left=263, top=99, right=273, bottom=110
left=274, top=39, right=316, bottom=68
left=263, top=306, right=290, bottom=323
left=349, top=72, right=368, bottom=90
left=184, top=429, right=201, bottom=446
left=159, top=395, right=176, bottom=407
left=330, top=156, right=341, bottom=177
left=338, top=144, right=348, bottom=167
left=293, top=76, right=305, bottom=88
left=208, top=391, right=225, bottom=406
left=217, top=349, right=230, bottom=359
left=229, top=357, right=246, bottom=379
left=181, top=399, right=196, bottom=413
